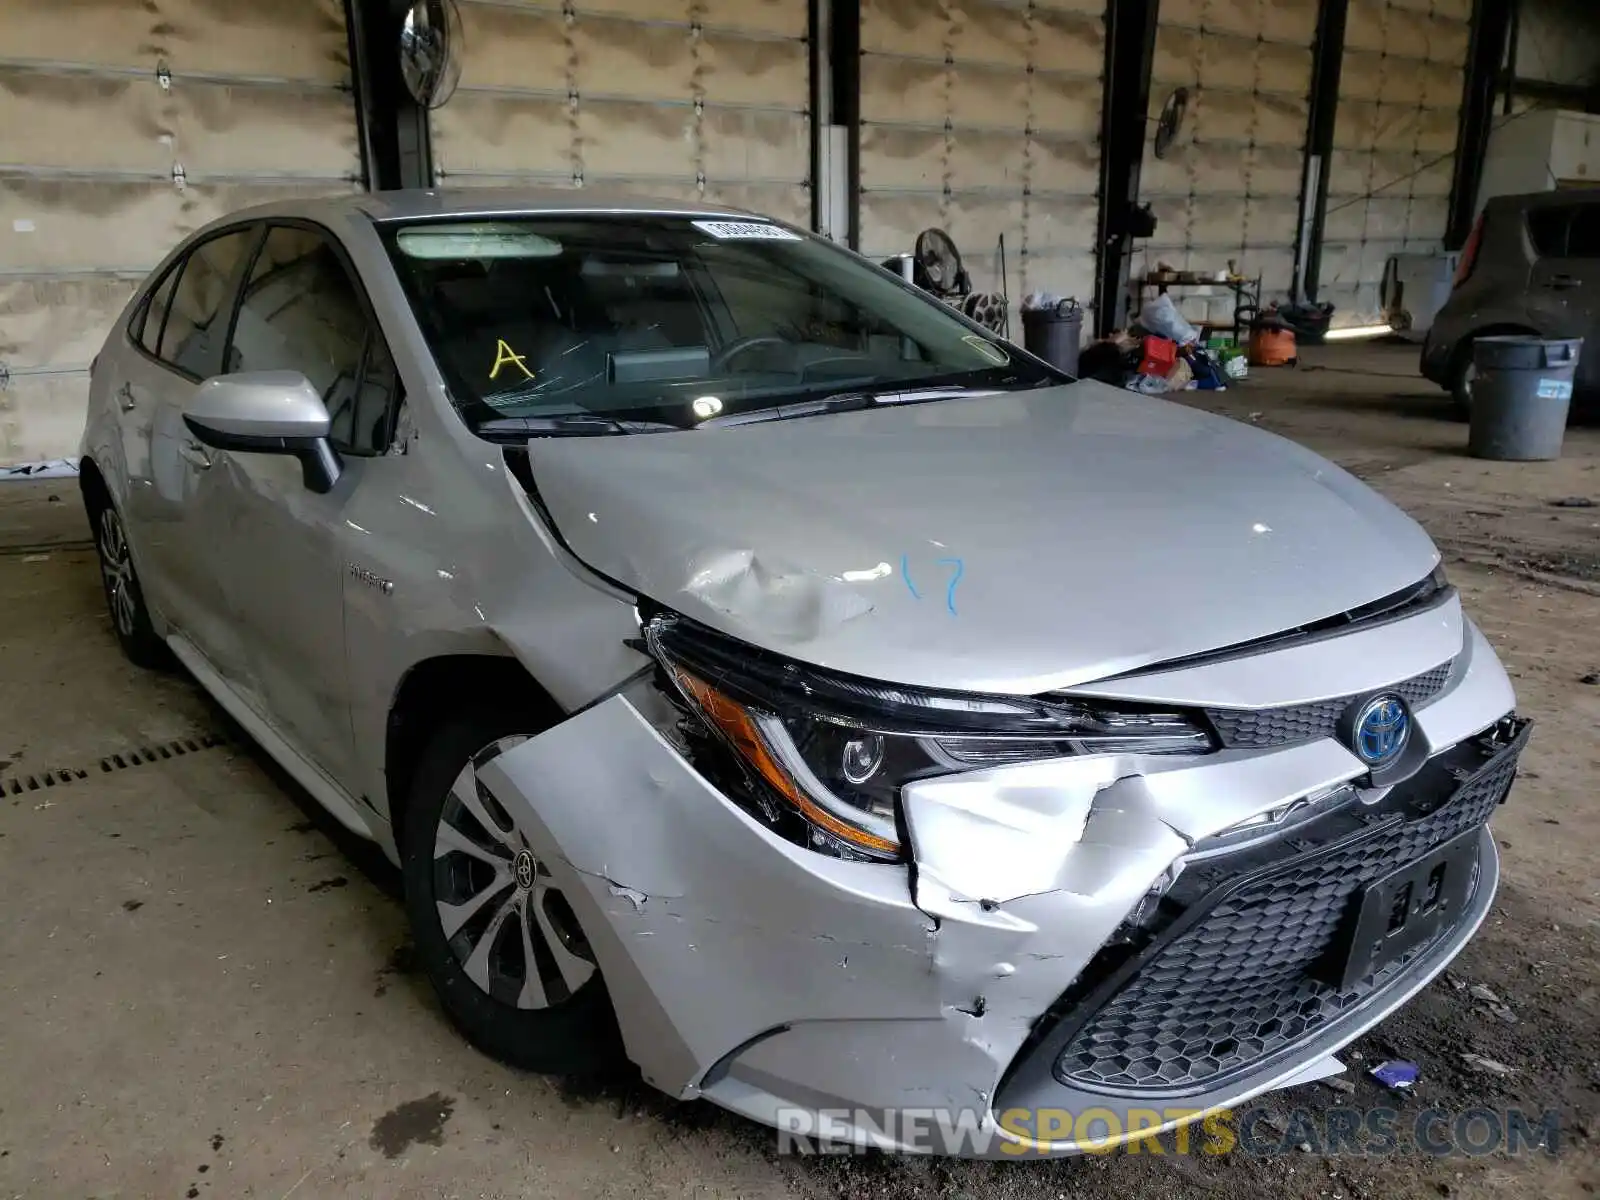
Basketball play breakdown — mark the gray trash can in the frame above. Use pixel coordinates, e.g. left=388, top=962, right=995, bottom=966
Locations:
left=1469, top=335, right=1582, bottom=461
left=1022, top=300, right=1083, bottom=376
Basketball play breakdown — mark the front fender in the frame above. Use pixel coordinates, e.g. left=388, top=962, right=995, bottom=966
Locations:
left=475, top=692, right=947, bottom=1098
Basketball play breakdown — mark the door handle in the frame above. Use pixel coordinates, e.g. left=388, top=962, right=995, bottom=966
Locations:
left=1546, top=274, right=1582, bottom=290
left=117, top=383, right=137, bottom=412
left=178, top=439, right=212, bottom=469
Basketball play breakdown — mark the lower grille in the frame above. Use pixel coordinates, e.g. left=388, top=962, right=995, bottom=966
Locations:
left=1050, top=718, right=1527, bottom=1096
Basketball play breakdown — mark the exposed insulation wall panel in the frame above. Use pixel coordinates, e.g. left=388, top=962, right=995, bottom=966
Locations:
left=1137, top=0, right=1318, bottom=327
left=859, top=0, right=1105, bottom=317
left=432, top=0, right=811, bottom=228
left=1515, top=0, right=1600, bottom=90
left=0, top=0, right=361, bottom=466
left=1321, top=0, right=1471, bottom=323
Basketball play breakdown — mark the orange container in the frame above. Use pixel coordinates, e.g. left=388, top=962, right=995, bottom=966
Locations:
left=1249, top=326, right=1297, bottom=367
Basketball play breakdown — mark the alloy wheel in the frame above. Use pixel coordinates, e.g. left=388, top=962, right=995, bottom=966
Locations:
left=98, top=507, right=137, bottom=637
left=432, top=737, right=596, bottom=1010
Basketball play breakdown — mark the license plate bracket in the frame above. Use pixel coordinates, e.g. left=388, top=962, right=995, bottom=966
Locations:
left=1328, top=826, right=1481, bottom=993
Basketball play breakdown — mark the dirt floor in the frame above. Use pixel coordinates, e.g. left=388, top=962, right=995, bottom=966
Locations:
left=0, top=342, right=1596, bottom=1199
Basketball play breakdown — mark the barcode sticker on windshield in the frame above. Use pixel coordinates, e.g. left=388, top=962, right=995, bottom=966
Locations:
left=692, top=220, right=801, bottom=241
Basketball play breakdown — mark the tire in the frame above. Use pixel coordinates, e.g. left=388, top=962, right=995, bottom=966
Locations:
left=400, top=707, right=624, bottom=1074
left=89, top=497, right=170, bottom=669
left=1448, top=349, right=1476, bottom=421
left=1448, top=328, right=1539, bottom=421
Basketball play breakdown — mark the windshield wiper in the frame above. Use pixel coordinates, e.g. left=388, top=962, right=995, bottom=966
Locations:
left=475, top=413, right=681, bottom=442
left=696, top=392, right=876, bottom=429
left=695, top=385, right=990, bottom=429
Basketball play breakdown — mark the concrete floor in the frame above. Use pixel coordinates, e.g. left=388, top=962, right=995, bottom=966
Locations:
left=1, top=344, right=1597, bottom=1199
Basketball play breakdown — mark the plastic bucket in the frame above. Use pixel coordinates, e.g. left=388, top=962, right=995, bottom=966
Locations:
left=1022, top=302, right=1083, bottom=376
left=1468, top=336, right=1582, bottom=461
left=1249, top=325, right=1297, bottom=366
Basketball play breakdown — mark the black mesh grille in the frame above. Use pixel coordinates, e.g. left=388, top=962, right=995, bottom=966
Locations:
left=1052, top=722, right=1523, bottom=1095
left=1207, top=661, right=1454, bottom=750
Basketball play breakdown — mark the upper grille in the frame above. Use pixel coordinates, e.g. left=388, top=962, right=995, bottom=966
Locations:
left=1050, top=719, right=1525, bottom=1096
left=1206, top=660, right=1454, bottom=750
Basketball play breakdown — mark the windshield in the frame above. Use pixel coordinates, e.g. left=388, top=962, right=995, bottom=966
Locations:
left=381, top=215, right=1059, bottom=433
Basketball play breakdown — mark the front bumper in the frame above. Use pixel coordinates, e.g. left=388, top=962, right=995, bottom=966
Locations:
left=477, top=610, right=1521, bottom=1157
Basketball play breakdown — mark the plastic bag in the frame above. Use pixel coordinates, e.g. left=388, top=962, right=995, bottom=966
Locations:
left=1184, top=347, right=1225, bottom=390
left=1139, top=293, right=1201, bottom=346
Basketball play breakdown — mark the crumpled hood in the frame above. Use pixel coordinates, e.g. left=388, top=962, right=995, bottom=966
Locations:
left=528, top=380, right=1439, bottom=693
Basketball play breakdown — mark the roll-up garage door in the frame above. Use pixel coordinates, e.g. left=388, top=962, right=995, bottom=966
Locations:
left=1138, top=0, right=1318, bottom=329
left=0, top=0, right=363, bottom=469
left=431, top=0, right=812, bottom=228
left=858, top=0, right=1105, bottom=316
left=1321, top=0, right=1470, bottom=323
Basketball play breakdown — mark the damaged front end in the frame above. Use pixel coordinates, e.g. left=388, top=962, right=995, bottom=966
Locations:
left=473, top=607, right=1527, bottom=1157
left=639, top=611, right=1213, bottom=864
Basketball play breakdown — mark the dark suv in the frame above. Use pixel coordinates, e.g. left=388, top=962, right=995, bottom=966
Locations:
left=1422, top=190, right=1599, bottom=414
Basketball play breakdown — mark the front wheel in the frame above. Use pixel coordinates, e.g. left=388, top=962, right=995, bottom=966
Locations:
left=400, top=708, right=623, bottom=1074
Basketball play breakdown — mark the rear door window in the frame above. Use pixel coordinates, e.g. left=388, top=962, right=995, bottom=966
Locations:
left=134, top=262, right=182, bottom=356
left=1564, top=205, right=1600, bottom=258
left=1526, top=206, right=1573, bottom=258
left=159, top=227, right=258, bottom=377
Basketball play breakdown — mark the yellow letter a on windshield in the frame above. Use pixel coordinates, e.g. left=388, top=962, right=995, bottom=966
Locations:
left=490, top=339, right=536, bottom=381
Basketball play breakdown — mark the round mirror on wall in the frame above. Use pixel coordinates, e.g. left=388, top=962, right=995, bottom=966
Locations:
left=400, top=0, right=464, bottom=109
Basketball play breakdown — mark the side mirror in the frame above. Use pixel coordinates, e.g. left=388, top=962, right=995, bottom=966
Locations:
left=184, top=372, right=343, bottom=494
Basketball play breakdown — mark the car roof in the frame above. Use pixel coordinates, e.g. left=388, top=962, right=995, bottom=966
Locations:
left=218, top=187, right=767, bottom=225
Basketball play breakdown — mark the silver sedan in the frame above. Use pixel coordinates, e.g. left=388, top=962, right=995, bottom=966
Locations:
left=78, top=191, right=1526, bottom=1156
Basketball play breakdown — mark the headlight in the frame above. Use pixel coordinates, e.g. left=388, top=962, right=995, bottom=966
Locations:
left=643, top=613, right=1214, bottom=862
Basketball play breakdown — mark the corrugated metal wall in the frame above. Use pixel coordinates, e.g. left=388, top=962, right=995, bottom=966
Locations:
left=431, top=0, right=812, bottom=227
left=0, top=0, right=362, bottom=467
left=1320, top=0, right=1472, bottom=322
left=1138, top=0, right=1319, bottom=327
left=858, top=0, right=1105, bottom=312
left=0, top=0, right=1493, bottom=462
